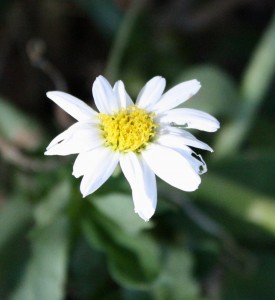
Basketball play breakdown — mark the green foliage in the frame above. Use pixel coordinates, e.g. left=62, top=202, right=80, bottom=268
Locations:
left=175, top=65, right=238, bottom=117
left=214, top=12, right=275, bottom=158
left=0, top=197, right=32, bottom=252
left=195, top=173, right=275, bottom=234
left=82, top=193, right=160, bottom=288
left=10, top=218, right=69, bottom=300
left=0, top=97, right=44, bottom=150
left=152, top=247, right=200, bottom=300
left=0, top=2, right=275, bottom=300
left=9, top=182, right=70, bottom=300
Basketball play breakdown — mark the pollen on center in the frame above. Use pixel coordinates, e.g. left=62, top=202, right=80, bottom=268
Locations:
left=98, top=106, right=157, bottom=153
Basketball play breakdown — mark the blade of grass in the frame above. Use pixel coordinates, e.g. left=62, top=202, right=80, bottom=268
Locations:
left=214, top=13, right=275, bottom=158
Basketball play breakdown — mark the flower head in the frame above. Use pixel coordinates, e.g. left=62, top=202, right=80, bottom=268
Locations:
left=45, top=76, right=220, bottom=221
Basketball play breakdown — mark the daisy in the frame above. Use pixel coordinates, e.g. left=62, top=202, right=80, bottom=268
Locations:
left=45, top=76, right=219, bottom=221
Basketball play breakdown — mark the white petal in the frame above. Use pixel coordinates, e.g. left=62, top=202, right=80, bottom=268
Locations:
left=158, top=108, right=220, bottom=132
left=76, top=147, right=119, bottom=197
left=45, top=122, right=103, bottom=156
left=142, top=144, right=201, bottom=192
left=152, top=80, right=201, bottom=113
left=120, top=153, right=157, bottom=221
left=92, top=76, right=119, bottom=114
left=158, top=126, right=213, bottom=152
left=47, top=91, right=97, bottom=121
left=173, top=148, right=207, bottom=175
left=113, top=80, right=134, bottom=108
left=136, top=76, right=166, bottom=110
left=73, top=151, right=93, bottom=178
left=73, top=146, right=108, bottom=178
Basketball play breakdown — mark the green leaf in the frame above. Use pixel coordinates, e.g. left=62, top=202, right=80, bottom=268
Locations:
left=240, top=12, right=275, bottom=108
left=10, top=217, right=69, bottom=300
left=195, top=173, right=275, bottom=235
left=0, top=197, right=32, bottom=299
left=153, top=247, right=200, bottom=300
left=214, top=12, right=275, bottom=158
left=0, top=197, right=32, bottom=252
left=174, top=65, right=238, bottom=116
left=92, top=193, right=153, bottom=235
left=34, top=181, right=71, bottom=229
left=0, top=97, right=44, bottom=150
left=10, top=181, right=71, bottom=300
left=69, top=238, right=111, bottom=300
left=82, top=203, right=160, bottom=288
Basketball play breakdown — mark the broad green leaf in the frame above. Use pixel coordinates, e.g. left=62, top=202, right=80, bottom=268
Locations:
left=0, top=197, right=32, bottom=299
left=108, top=233, right=160, bottom=289
left=10, top=217, right=69, bottom=300
left=174, top=65, right=238, bottom=116
left=69, top=238, right=111, bottom=300
left=82, top=205, right=160, bottom=288
left=34, top=181, right=70, bottom=229
left=0, top=197, right=32, bottom=251
left=0, top=97, right=44, bottom=150
left=92, top=193, right=152, bottom=235
left=10, top=181, right=71, bottom=300
left=195, top=173, right=275, bottom=235
left=0, top=231, right=29, bottom=300
left=153, top=247, right=200, bottom=300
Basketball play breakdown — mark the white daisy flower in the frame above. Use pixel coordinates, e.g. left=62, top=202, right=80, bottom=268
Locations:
left=45, top=76, right=219, bottom=221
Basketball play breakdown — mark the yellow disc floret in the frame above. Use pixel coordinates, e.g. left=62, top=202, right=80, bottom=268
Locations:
left=98, top=106, right=157, bottom=153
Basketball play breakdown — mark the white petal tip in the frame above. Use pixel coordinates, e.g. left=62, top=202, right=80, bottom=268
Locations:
left=190, top=79, right=200, bottom=85
left=95, top=75, right=107, bottom=83
left=135, top=208, right=154, bottom=222
left=82, top=192, right=88, bottom=198
left=189, top=79, right=201, bottom=90
left=212, top=121, right=221, bottom=131
left=46, top=91, right=62, bottom=99
left=136, top=212, right=150, bottom=222
left=185, top=186, right=199, bottom=192
left=46, top=91, right=55, bottom=97
left=72, top=171, right=78, bottom=178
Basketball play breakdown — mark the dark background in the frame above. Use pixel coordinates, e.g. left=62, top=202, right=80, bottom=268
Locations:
left=0, top=1, right=275, bottom=299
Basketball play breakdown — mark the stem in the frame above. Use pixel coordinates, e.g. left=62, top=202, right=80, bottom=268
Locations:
left=104, top=0, right=146, bottom=83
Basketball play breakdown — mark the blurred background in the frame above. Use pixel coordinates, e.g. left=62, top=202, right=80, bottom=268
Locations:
left=0, top=0, right=275, bottom=299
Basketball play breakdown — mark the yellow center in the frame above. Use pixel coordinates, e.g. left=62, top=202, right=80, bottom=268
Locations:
left=98, top=106, right=157, bottom=153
